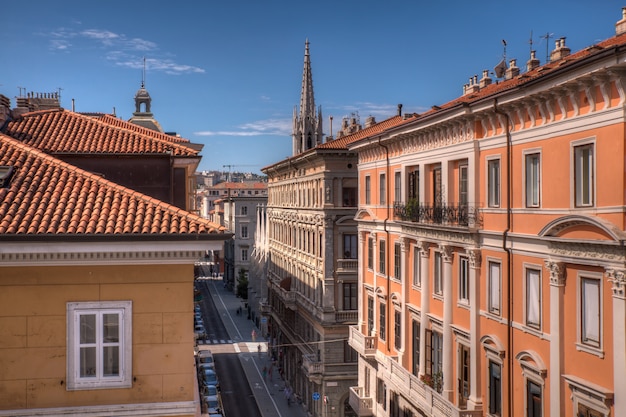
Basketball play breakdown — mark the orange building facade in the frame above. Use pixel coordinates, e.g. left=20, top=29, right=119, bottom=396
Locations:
left=347, top=9, right=626, bottom=417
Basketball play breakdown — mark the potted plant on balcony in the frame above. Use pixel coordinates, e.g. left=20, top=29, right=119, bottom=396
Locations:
left=405, top=198, right=419, bottom=220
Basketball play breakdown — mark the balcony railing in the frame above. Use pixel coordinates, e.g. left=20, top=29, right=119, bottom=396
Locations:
left=335, top=310, right=358, bottom=323
left=349, top=386, right=373, bottom=416
left=393, top=201, right=482, bottom=228
left=337, top=258, right=358, bottom=272
left=387, top=356, right=482, bottom=417
left=302, top=353, right=323, bottom=375
left=348, top=325, right=377, bottom=359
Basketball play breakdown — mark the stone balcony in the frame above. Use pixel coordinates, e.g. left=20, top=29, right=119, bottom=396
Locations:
left=387, top=357, right=482, bottom=417
left=348, top=386, right=373, bottom=416
left=337, top=258, right=358, bottom=273
left=335, top=310, right=357, bottom=323
left=348, top=325, right=377, bottom=359
left=276, top=286, right=296, bottom=310
left=393, top=201, right=482, bottom=229
left=259, top=298, right=271, bottom=315
left=302, top=353, right=323, bottom=384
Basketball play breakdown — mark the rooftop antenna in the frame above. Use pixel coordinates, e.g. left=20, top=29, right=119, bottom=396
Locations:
left=57, top=87, right=63, bottom=104
left=17, top=86, right=25, bottom=97
left=142, top=56, right=146, bottom=88
left=529, top=30, right=533, bottom=55
left=540, top=32, right=554, bottom=62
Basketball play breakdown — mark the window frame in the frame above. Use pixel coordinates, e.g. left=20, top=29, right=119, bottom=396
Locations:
left=394, top=309, right=402, bottom=350
left=488, top=360, right=502, bottom=416
left=412, top=319, right=420, bottom=376
left=365, top=175, right=371, bottom=205
left=342, top=282, right=357, bottom=311
left=433, top=251, right=443, bottom=296
left=393, top=242, right=401, bottom=281
left=394, top=171, right=402, bottom=204
left=379, top=301, right=386, bottom=341
left=524, top=151, right=541, bottom=208
left=412, top=246, right=421, bottom=288
left=487, top=157, right=501, bottom=208
left=379, top=172, right=386, bottom=205
left=572, top=141, right=595, bottom=208
left=241, top=224, right=249, bottom=239
left=459, top=163, right=468, bottom=206
left=241, top=206, right=248, bottom=215
left=488, top=260, right=502, bottom=316
left=459, top=256, right=470, bottom=304
left=367, top=236, right=374, bottom=270
left=367, top=296, right=374, bottom=336
left=524, top=266, right=542, bottom=330
left=241, top=247, right=248, bottom=261
left=577, top=273, right=603, bottom=355
left=379, top=239, right=386, bottom=275
left=67, top=301, right=132, bottom=391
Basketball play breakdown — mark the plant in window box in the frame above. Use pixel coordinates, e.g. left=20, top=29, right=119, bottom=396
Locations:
left=405, top=198, right=419, bottom=221
left=420, top=374, right=434, bottom=388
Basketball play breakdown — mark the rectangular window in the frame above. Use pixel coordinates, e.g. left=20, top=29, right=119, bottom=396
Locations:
left=394, top=171, right=402, bottom=203
left=380, top=173, right=386, bottom=205
left=343, top=234, right=357, bottom=259
left=431, top=331, right=443, bottom=377
left=525, top=153, right=541, bottom=207
left=342, top=187, right=357, bottom=207
left=367, top=237, right=374, bottom=269
left=365, top=176, right=371, bottom=205
left=489, top=361, right=502, bottom=416
left=377, top=378, right=387, bottom=410
left=394, top=242, right=401, bottom=280
left=489, top=261, right=501, bottom=315
left=367, top=296, right=374, bottom=336
left=527, top=380, right=542, bottom=417
left=379, top=240, right=386, bottom=275
left=413, top=247, right=421, bottom=287
left=344, top=340, right=358, bottom=363
left=459, top=256, right=469, bottom=303
left=241, top=206, right=248, bottom=215
left=526, top=268, right=541, bottom=329
left=433, top=167, right=442, bottom=206
left=394, top=310, right=402, bottom=350
left=434, top=252, right=443, bottom=295
left=241, top=225, right=248, bottom=238
left=488, top=159, right=501, bottom=207
left=412, top=320, right=420, bottom=376
left=408, top=169, right=420, bottom=204
left=67, top=301, right=132, bottom=390
left=343, top=282, right=357, bottom=310
left=574, top=144, right=594, bottom=207
left=581, top=277, right=601, bottom=347
left=379, top=302, right=386, bottom=341
left=241, top=248, right=248, bottom=261
left=459, top=164, right=468, bottom=205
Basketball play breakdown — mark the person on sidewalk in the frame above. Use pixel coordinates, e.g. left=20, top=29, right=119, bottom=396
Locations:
left=251, top=329, right=257, bottom=342
left=262, top=366, right=267, bottom=381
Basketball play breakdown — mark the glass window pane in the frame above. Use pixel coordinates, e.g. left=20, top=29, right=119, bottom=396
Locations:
left=80, top=346, right=97, bottom=377
left=103, top=313, right=119, bottom=343
left=582, top=278, right=600, bottom=344
left=80, top=314, right=96, bottom=344
left=103, top=346, right=120, bottom=376
left=527, top=269, right=540, bottom=327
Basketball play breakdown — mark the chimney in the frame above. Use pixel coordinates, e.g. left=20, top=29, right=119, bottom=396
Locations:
left=397, top=104, right=403, bottom=117
left=527, top=50, right=540, bottom=71
left=505, top=59, right=520, bottom=79
left=617, top=7, right=626, bottom=35
left=464, top=75, right=480, bottom=95
left=479, top=70, right=492, bottom=88
left=0, top=94, right=10, bottom=126
left=365, top=115, right=376, bottom=128
left=550, top=37, right=571, bottom=62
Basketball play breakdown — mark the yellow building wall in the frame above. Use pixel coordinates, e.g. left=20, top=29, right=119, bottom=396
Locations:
left=0, top=263, right=195, bottom=412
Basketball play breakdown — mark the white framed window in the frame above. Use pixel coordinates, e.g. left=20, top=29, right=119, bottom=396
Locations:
left=578, top=274, right=602, bottom=353
left=394, top=171, right=402, bottom=203
left=525, top=267, right=541, bottom=330
left=379, top=301, right=386, bottom=341
left=365, top=175, right=371, bottom=205
left=434, top=252, right=443, bottom=296
left=241, top=224, right=248, bottom=238
left=379, top=173, right=386, bottom=205
left=393, top=242, right=401, bottom=281
left=573, top=143, right=594, bottom=207
left=459, top=164, right=468, bottom=205
left=459, top=256, right=469, bottom=304
left=241, top=206, right=248, bottom=215
left=67, top=301, right=132, bottom=390
left=488, top=261, right=501, bottom=315
left=367, top=236, right=374, bottom=270
left=525, top=152, right=541, bottom=208
left=487, top=157, right=501, bottom=208
left=379, top=240, right=386, bottom=275
left=241, top=248, right=249, bottom=261
left=413, top=246, right=421, bottom=288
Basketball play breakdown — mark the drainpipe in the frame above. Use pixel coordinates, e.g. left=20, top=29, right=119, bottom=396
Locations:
left=494, top=99, right=513, bottom=417
left=378, top=137, right=391, bottom=353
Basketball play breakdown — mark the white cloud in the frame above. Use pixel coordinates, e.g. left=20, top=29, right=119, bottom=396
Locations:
left=195, top=118, right=291, bottom=137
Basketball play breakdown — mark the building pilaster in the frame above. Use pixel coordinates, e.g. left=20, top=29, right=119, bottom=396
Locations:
left=545, top=260, right=565, bottom=417
left=440, top=244, right=454, bottom=400
left=417, top=240, right=430, bottom=377
left=606, top=268, right=626, bottom=417
left=467, top=248, right=482, bottom=409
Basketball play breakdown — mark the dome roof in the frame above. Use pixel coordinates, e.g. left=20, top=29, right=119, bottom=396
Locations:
left=134, top=87, right=151, bottom=99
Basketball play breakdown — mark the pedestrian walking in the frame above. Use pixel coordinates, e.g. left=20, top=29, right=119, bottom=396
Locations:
left=284, top=386, right=292, bottom=406
left=251, top=329, right=257, bottom=342
left=257, top=343, right=262, bottom=357
left=262, top=366, right=267, bottom=380
left=268, top=363, right=273, bottom=381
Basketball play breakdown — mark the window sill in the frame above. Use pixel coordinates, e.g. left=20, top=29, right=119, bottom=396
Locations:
left=456, top=300, right=470, bottom=310
left=575, top=342, right=604, bottom=359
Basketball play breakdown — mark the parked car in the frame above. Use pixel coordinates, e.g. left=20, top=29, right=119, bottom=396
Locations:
left=198, top=353, right=214, bottom=365
left=198, top=361, right=215, bottom=372
left=197, top=350, right=213, bottom=360
left=202, top=384, right=218, bottom=397
left=203, top=394, right=221, bottom=414
left=200, top=368, right=219, bottom=389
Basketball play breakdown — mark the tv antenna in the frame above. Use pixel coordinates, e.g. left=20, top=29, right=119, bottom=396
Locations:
left=141, top=56, right=146, bottom=88
left=540, top=32, right=554, bottom=63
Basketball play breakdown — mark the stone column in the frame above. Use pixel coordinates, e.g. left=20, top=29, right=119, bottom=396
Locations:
left=371, top=232, right=378, bottom=337
left=418, top=240, right=430, bottom=377
left=398, top=237, right=408, bottom=363
left=440, top=244, right=454, bottom=400
left=358, top=231, right=365, bottom=327
left=545, top=260, right=565, bottom=417
left=467, top=248, right=482, bottom=409
left=606, top=268, right=626, bottom=417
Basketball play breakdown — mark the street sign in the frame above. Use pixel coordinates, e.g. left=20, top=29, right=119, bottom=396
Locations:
left=312, top=392, right=320, bottom=401
left=261, top=317, right=267, bottom=323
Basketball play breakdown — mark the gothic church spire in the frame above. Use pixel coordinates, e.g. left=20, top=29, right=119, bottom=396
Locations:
left=292, top=39, right=323, bottom=155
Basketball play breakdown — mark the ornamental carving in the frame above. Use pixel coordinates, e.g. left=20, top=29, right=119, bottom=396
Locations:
left=606, top=269, right=626, bottom=299
left=549, top=241, right=624, bottom=262
left=466, top=248, right=482, bottom=268
left=400, top=224, right=478, bottom=246
left=439, top=244, right=453, bottom=263
left=544, top=260, right=566, bottom=286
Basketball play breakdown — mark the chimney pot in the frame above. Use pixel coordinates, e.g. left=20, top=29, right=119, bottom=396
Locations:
left=616, top=7, right=626, bottom=35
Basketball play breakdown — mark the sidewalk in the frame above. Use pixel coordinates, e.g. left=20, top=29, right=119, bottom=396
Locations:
left=205, top=277, right=309, bottom=417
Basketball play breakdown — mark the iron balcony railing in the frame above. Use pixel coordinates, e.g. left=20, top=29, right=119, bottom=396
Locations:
left=393, top=201, right=482, bottom=228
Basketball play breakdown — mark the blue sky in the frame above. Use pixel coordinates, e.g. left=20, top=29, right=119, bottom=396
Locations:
left=3, top=1, right=622, bottom=175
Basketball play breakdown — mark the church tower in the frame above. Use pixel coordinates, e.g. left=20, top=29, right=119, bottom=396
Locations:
left=128, top=58, right=164, bottom=133
left=292, top=39, right=323, bottom=156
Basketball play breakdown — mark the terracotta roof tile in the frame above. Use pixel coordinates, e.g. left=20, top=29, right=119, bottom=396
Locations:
left=2, top=109, right=198, bottom=157
left=0, top=133, right=225, bottom=237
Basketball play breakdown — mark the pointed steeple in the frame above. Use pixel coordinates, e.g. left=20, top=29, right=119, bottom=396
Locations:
left=292, top=39, right=323, bottom=155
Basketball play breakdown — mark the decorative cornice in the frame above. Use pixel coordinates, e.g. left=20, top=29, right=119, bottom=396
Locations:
left=467, top=248, right=482, bottom=268
left=605, top=269, right=626, bottom=299
left=0, top=250, right=205, bottom=266
left=544, top=260, right=566, bottom=286
left=400, top=224, right=478, bottom=246
left=548, top=241, right=625, bottom=263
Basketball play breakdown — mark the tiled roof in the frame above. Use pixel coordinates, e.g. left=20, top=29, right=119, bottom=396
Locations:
left=2, top=109, right=198, bottom=156
left=0, top=133, right=225, bottom=236
left=317, top=115, right=416, bottom=150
